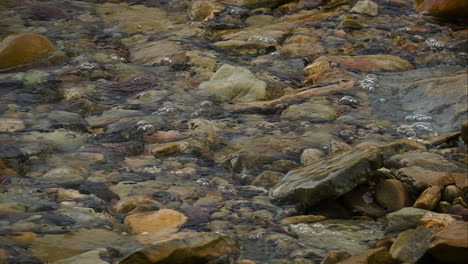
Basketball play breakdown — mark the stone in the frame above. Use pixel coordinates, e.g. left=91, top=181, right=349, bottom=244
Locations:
left=338, top=19, right=366, bottom=29
left=343, top=186, right=386, bottom=217
left=442, top=185, right=463, bottom=203
left=303, top=55, right=412, bottom=85
left=0, top=118, right=25, bottom=132
left=116, top=232, right=241, bottom=264
left=124, top=209, right=187, bottom=235
left=428, top=221, right=468, bottom=264
left=51, top=248, right=109, bottom=264
left=270, top=140, right=424, bottom=208
left=281, top=97, right=338, bottom=122
left=386, top=207, right=431, bottom=233
left=419, top=212, right=457, bottom=231
left=414, top=185, right=442, bottom=210
left=397, top=166, right=454, bottom=191
left=251, top=170, right=282, bottom=188
left=461, top=120, right=468, bottom=145
left=321, top=251, right=352, bottom=264
left=39, top=166, right=86, bottom=186
left=214, top=40, right=275, bottom=56
left=113, top=196, right=161, bottom=214
left=448, top=204, right=468, bottom=221
left=199, top=64, right=267, bottom=103
left=280, top=215, right=326, bottom=224
left=280, top=35, right=324, bottom=59
left=389, top=227, right=436, bottom=263
left=0, top=33, right=65, bottom=70
left=350, top=0, right=379, bottom=16
left=415, top=0, right=467, bottom=21
left=189, top=0, right=224, bottom=22
left=386, top=151, right=461, bottom=172
left=335, top=247, right=393, bottom=264
left=129, top=40, right=185, bottom=66
left=375, top=179, right=412, bottom=211
left=300, top=148, right=324, bottom=165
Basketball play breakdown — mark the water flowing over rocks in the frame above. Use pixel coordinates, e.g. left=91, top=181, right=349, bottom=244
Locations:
left=0, top=0, right=467, bottom=263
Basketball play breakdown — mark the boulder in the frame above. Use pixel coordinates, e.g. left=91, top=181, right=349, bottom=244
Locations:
left=415, top=0, right=467, bottom=21
left=124, top=209, right=187, bottom=235
left=461, top=121, right=468, bottom=145
left=389, top=227, right=436, bottom=263
left=270, top=140, right=424, bottom=208
left=375, top=179, right=412, bottom=211
left=428, top=221, right=468, bottom=264
left=116, top=232, right=241, bottom=264
left=413, top=185, right=442, bottom=210
left=0, top=33, right=65, bottom=70
left=199, top=64, right=268, bottom=103
left=386, top=207, right=458, bottom=233
left=350, top=0, right=379, bottom=16
left=397, top=166, right=454, bottom=191
left=335, top=247, right=393, bottom=264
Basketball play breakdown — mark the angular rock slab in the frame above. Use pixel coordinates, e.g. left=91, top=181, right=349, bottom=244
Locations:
left=428, top=221, right=468, bottom=264
left=117, top=232, right=241, bottom=264
left=270, top=140, right=424, bottom=207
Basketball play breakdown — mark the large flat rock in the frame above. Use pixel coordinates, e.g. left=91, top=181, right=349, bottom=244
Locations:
left=270, top=140, right=425, bottom=207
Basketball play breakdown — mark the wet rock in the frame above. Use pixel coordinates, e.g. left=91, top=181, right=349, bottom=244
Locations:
left=386, top=207, right=458, bottom=233
left=300, top=148, right=324, bottom=165
left=386, top=151, right=462, bottom=172
left=39, top=166, right=86, bottom=186
left=414, top=186, right=442, bottom=210
left=51, top=248, right=110, bottom=264
left=251, top=170, right=282, bottom=188
left=222, top=0, right=294, bottom=8
left=124, top=209, right=187, bottom=235
left=448, top=204, right=468, bottom=221
left=0, top=33, right=66, bottom=70
left=116, top=232, right=241, bottom=264
left=110, top=180, right=171, bottom=199
left=281, top=97, right=338, bottom=122
left=199, top=64, right=267, bottom=103
left=0, top=118, right=25, bottom=132
left=214, top=40, right=275, bottom=56
left=338, top=19, right=365, bottom=29
left=461, top=120, right=468, bottom=145
left=270, top=140, right=424, bottom=208
left=397, top=166, right=455, bottom=192
left=350, top=0, right=378, bottom=16
left=34, top=111, right=88, bottom=132
left=321, top=251, right=352, bottom=264
left=129, top=40, right=185, bottom=66
left=415, top=0, right=467, bottom=21
left=280, top=35, right=324, bottom=59
left=389, top=227, right=436, bottom=264
left=113, top=196, right=161, bottom=214
left=303, top=55, right=412, bottom=85
left=442, top=185, right=463, bottom=203
left=189, top=0, right=224, bottom=22
left=428, top=221, right=468, bottom=264
left=280, top=215, right=326, bottom=224
left=335, top=247, right=392, bottom=264
left=419, top=211, right=457, bottom=230
left=375, top=179, right=411, bottom=211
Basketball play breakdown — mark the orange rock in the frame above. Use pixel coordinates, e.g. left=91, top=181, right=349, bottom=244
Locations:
left=375, top=179, right=412, bottom=211
left=0, top=33, right=65, bottom=70
left=413, top=185, right=442, bottom=210
left=415, top=0, right=467, bottom=21
left=336, top=247, right=393, bottom=264
left=124, top=209, right=187, bottom=234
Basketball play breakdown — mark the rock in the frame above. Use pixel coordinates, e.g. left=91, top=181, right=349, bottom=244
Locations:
left=303, top=55, right=412, bottom=85
left=414, top=185, right=442, bottom=210
left=214, top=40, right=275, bottom=56
left=51, top=248, right=109, bottom=264
left=321, top=251, right=352, bottom=264
left=461, top=121, right=468, bottom=145
left=280, top=35, right=324, bottom=59
left=129, top=40, right=185, bottom=66
left=113, top=196, right=161, bottom=214
left=442, top=185, right=463, bottom=203
left=419, top=211, right=457, bottom=230
left=375, top=179, right=412, bottom=211
left=397, top=166, right=454, bottom=191
left=116, top=232, right=241, bottom=264
left=350, top=0, right=379, bottom=16
left=251, top=170, right=282, bottom=188
left=389, top=227, right=436, bottom=263
left=415, top=0, right=467, bottom=21
left=124, top=209, right=187, bottom=235
left=428, top=221, right=468, bottom=264
left=338, top=19, right=366, bottom=29
left=0, top=33, right=65, bottom=70
left=335, top=247, right=393, bottom=264
left=448, top=204, right=468, bottom=221
left=0, top=118, right=25, bottom=132
left=280, top=215, right=326, bottom=224
left=199, top=64, right=268, bottom=103
left=281, top=97, right=338, bottom=122
left=386, top=207, right=458, bottom=233
left=39, top=166, right=86, bottom=186
left=221, top=0, right=293, bottom=8
left=189, top=0, right=224, bottom=22
left=386, top=151, right=462, bottom=172
left=270, top=140, right=424, bottom=208
left=300, top=148, right=324, bottom=165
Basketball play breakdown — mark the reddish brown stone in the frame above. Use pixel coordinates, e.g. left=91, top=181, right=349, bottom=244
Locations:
left=416, top=0, right=467, bottom=21
left=414, top=186, right=442, bottom=211
left=428, top=221, right=468, bottom=264
left=375, top=179, right=412, bottom=211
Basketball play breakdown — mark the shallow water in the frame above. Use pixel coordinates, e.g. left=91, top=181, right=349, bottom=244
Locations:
left=0, top=0, right=467, bottom=263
